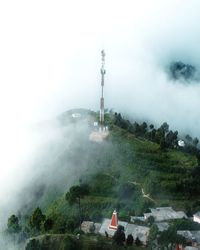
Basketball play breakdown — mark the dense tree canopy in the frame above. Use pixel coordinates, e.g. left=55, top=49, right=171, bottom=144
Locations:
left=65, top=184, right=89, bottom=205
left=7, top=214, right=21, bottom=233
left=29, top=207, right=46, bottom=231
left=112, top=225, right=126, bottom=246
left=65, top=184, right=90, bottom=228
left=158, top=227, right=186, bottom=248
left=126, top=234, right=134, bottom=246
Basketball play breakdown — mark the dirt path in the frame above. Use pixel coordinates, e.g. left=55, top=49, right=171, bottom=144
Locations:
left=128, top=181, right=155, bottom=203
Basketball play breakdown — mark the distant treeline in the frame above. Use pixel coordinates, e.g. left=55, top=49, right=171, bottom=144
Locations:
left=112, top=112, right=200, bottom=163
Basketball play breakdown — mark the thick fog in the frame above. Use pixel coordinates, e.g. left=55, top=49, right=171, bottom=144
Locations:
left=0, top=0, right=200, bottom=242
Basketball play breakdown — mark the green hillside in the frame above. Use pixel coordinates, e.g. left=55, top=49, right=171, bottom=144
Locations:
left=6, top=110, right=200, bottom=249
left=45, top=120, right=198, bottom=225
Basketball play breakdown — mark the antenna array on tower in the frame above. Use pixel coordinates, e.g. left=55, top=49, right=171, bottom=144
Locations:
left=100, top=50, right=106, bottom=129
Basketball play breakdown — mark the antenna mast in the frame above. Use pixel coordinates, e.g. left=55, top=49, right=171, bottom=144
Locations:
left=100, top=50, right=106, bottom=129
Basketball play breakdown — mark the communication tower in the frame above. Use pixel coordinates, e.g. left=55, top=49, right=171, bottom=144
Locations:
left=100, top=50, right=106, bottom=130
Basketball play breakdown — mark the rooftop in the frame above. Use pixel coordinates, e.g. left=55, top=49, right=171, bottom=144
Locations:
left=81, top=221, right=101, bottom=234
left=155, top=222, right=169, bottom=232
left=144, top=207, right=187, bottom=221
left=130, top=216, right=145, bottom=222
left=194, top=212, right=200, bottom=218
left=177, top=231, right=200, bottom=244
left=125, top=224, right=149, bottom=244
left=99, top=219, right=149, bottom=244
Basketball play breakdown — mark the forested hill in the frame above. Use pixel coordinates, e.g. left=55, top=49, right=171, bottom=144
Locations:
left=5, top=109, right=200, bottom=250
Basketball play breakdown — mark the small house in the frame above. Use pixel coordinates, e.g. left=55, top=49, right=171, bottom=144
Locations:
left=144, top=207, right=187, bottom=222
left=193, top=212, right=200, bottom=224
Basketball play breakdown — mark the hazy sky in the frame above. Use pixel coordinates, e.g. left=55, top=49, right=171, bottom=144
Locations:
left=0, top=0, right=200, bottom=221
left=0, top=0, right=200, bottom=124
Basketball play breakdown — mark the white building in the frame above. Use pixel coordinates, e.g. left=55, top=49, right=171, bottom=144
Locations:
left=178, top=140, right=185, bottom=147
left=177, top=230, right=200, bottom=247
left=144, top=207, right=187, bottom=222
left=81, top=221, right=101, bottom=234
left=193, top=212, right=200, bottom=224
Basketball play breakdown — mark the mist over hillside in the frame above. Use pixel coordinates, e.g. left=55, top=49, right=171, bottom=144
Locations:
left=1, top=110, right=200, bottom=249
left=0, top=0, right=200, bottom=249
left=0, top=112, right=92, bottom=224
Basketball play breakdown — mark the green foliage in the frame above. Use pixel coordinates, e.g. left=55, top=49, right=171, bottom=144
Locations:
left=26, top=239, right=41, bottom=250
left=90, top=174, right=116, bottom=196
left=7, top=214, right=21, bottom=233
left=147, top=215, right=155, bottom=226
left=158, top=227, right=175, bottom=247
left=143, top=176, right=159, bottom=195
left=196, top=150, right=200, bottom=165
left=159, top=137, right=166, bottom=150
left=135, top=237, right=142, bottom=246
left=26, top=235, right=79, bottom=250
left=118, top=183, right=135, bottom=200
left=65, top=184, right=90, bottom=205
left=89, top=210, right=102, bottom=222
left=25, top=233, right=135, bottom=250
left=43, top=218, right=54, bottom=232
left=126, top=234, right=134, bottom=246
left=52, top=215, right=67, bottom=233
left=166, top=130, right=178, bottom=148
left=185, top=134, right=192, bottom=142
left=25, top=118, right=198, bottom=232
left=65, top=184, right=90, bottom=229
left=171, top=218, right=200, bottom=231
left=176, top=234, right=186, bottom=245
left=60, top=235, right=78, bottom=250
left=16, top=111, right=200, bottom=249
left=112, top=225, right=125, bottom=246
left=73, top=228, right=84, bottom=235
left=135, top=198, right=154, bottom=216
left=193, top=137, right=199, bottom=147
left=148, top=224, right=159, bottom=243
left=40, top=119, right=198, bottom=230
left=158, top=227, right=186, bottom=247
left=29, top=207, right=46, bottom=231
left=65, top=218, right=78, bottom=232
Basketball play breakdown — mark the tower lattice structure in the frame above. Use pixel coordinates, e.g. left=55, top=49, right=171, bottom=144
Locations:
left=100, top=50, right=106, bottom=129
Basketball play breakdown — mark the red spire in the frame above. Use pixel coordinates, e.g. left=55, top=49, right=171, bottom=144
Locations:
left=109, top=209, right=118, bottom=230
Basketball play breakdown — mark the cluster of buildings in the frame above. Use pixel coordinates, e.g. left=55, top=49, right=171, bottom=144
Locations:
left=81, top=209, right=150, bottom=245
left=81, top=207, right=200, bottom=249
left=98, top=209, right=149, bottom=244
left=136, top=206, right=187, bottom=222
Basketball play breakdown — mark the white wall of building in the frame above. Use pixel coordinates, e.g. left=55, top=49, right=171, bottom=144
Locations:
left=193, top=215, right=200, bottom=224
